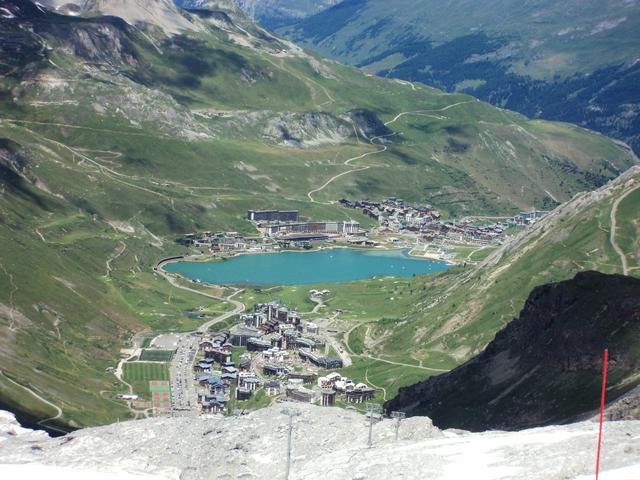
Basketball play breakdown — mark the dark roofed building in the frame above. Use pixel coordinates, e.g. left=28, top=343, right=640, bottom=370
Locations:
left=288, top=372, right=317, bottom=384
left=230, top=325, right=262, bottom=347
left=248, top=210, right=299, bottom=222
left=263, top=363, right=289, bottom=377
left=265, top=381, right=281, bottom=396
left=236, top=387, right=252, bottom=401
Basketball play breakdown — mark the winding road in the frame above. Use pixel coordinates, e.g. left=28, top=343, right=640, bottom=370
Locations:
left=307, top=145, right=388, bottom=203
left=307, top=99, right=477, bottom=204
left=383, top=100, right=478, bottom=127
left=155, top=262, right=246, bottom=332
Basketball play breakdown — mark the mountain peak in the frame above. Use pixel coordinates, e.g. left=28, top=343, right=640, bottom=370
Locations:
left=38, top=0, right=201, bottom=33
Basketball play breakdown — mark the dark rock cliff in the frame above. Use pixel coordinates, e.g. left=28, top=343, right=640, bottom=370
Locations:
left=385, top=271, right=640, bottom=431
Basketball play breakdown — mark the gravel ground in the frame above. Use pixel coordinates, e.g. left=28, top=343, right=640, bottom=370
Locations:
left=1, top=406, right=639, bottom=480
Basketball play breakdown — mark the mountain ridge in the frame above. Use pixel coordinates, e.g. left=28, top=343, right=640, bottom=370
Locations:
left=280, top=0, right=640, bottom=153
left=385, top=271, right=640, bottom=431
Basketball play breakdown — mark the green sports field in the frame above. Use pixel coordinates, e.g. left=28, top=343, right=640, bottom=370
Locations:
left=123, top=363, right=170, bottom=400
left=138, top=350, right=175, bottom=362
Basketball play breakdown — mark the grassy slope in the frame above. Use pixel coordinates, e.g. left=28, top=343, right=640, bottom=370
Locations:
left=282, top=0, right=640, bottom=79
left=366, top=168, right=640, bottom=367
left=0, top=5, right=636, bottom=426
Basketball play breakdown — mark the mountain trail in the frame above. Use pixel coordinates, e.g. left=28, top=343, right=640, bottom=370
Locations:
left=0, top=371, right=63, bottom=431
left=360, top=354, right=449, bottom=372
left=365, top=367, right=387, bottom=401
left=384, top=100, right=478, bottom=127
left=307, top=139, right=387, bottom=203
left=610, top=182, right=640, bottom=275
left=105, top=242, right=127, bottom=277
left=0, top=264, right=19, bottom=331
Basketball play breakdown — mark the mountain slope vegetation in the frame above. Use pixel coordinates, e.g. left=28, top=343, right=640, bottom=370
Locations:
left=385, top=271, right=640, bottom=431
left=354, top=167, right=640, bottom=374
left=0, top=0, right=637, bottom=428
left=281, top=0, right=640, bottom=154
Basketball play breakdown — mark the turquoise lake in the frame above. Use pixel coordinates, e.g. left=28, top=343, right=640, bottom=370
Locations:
left=164, top=248, right=452, bottom=286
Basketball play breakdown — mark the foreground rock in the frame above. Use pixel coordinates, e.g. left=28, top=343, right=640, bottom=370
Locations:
left=1, top=406, right=640, bottom=479
left=386, top=271, right=640, bottom=431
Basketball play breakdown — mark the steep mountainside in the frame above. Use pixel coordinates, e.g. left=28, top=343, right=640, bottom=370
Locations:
left=385, top=271, right=640, bottom=431
left=281, top=0, right=640, bottom=153
left=336, top=166, right=640, bottom=403
left=0, top=0, right=637, bottom=428
left=2, top=405, right=640, bottom=479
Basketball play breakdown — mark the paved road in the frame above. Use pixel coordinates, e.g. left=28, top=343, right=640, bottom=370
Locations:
left=169, top=335, right=198, bottom=413
left=327, top=335, right=352, bottom=367
left=156, top=263, right=245, bottom=413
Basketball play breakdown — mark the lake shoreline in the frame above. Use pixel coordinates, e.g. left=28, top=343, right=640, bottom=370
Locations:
left=159, top=247, right=453, bottom=287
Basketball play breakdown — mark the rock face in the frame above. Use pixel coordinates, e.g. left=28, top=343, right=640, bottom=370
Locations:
left=1, top=406, right=640, bottom=479
left=386, top=271, right=640, bottom=431
left=343, top=109, right=393, bottom=139
left=605, top=386, right=640, bottom=422
left=263, top=112, right=353, bottom=147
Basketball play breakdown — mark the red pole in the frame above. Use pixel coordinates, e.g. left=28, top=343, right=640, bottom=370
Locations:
left=595, top=348, right=609, bottom=480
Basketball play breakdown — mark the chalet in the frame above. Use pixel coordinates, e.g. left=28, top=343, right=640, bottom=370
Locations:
left=194, top=362, right=212, bottom=374
left=286, top=386, right=314, bottom=403
left=344, top=385, right=376, bottom=404
left=321, top=389, right=337, bottom=407
left=201, top=394, right=228, bottom=414
left=265, top=380, right=281, bottom=397
left=263, top=363, right=290, bottom=377
left=208, top=379, right=226, bottom=395
left=197, top=374, right=215, bottom=386
left=239, top=355, right=252, bottom=371
left=288, top=372, right=317, bottom=385
left=236, top=387, right=252, bottom=401
left=242, top=377, right=260, bottom=392
left=204, top=347, right=232, bottom=364
left=247, top=337, right=272, bottom=352
left=221, top=372, right=238, bottom=385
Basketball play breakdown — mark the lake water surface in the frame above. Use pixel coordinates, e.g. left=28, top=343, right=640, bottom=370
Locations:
left=164, top=248, right=451, bottom=286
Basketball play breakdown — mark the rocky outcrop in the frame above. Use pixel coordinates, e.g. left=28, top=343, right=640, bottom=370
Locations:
left=1, top=406, right=640, bottom=479
left=342, top=109, right=393, bottom=140
left=40, top=0, right=200, bottom=34
left=605, top=386, right=640, bottom=422
left=263, top=112, right=352, bottom=147
left=386, top=271, right=640, bottom=431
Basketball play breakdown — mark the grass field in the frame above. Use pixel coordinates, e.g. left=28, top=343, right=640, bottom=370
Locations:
left=139, top=350, right=175, bottom=362
left=122, top=363, right=170, bottom=400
